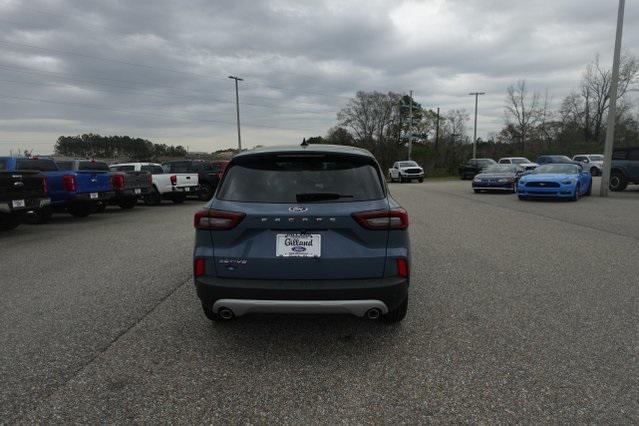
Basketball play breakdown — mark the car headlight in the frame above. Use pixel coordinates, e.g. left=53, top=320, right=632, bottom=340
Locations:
left=473, top=177, right=481, bottom=182
left=561, top=180, right=575, bottom=185
left=498, top=178, right=513, bottom=183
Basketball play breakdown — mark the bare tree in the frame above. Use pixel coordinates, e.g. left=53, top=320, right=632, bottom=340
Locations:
left=444, top=109, right=469, bottom=142
left=581, top=54, right=638, bottom=142
left=505, top=80, right=541, bottom=150
left=337, top=91, right=401, bottom=144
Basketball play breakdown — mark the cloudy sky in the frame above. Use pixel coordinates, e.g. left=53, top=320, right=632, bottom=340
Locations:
left=0, top=0, right=638, bottom=155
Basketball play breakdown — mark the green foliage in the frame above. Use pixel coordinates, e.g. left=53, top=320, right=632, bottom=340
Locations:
left=54, top=134, right=187, bottom=160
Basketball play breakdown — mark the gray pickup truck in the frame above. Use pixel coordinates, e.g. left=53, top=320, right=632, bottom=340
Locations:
left=610, top=147, right=639, bottom=191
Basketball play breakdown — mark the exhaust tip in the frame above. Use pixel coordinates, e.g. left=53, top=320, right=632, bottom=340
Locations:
left=218, top=307, right=234, bottom=320
left=365, top=308, right=382, bottom=320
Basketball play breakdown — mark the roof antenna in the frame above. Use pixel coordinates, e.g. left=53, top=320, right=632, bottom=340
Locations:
left=300, top=138, right=308, bottom=147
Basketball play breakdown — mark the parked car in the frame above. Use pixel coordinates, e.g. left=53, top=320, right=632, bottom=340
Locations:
left=56, top=160, right=151, bottom=210
left=193, top=144, right=410, bottom=323
left=572, top=154, right=603, bottom=176
left=0, top=157, right=113, bottom=222
left=458, top=158, right=497, bottom=180
left=517, top=163, right=592, bottom=201
left=609, top=147, right=639, bottom=191
left=497, top=157, right=538, bottom=170
left=162, top=160, right=229, bottom=201
left=535, top=155, right=577, bottom=165
left=388, top=160, right=424, bottom=183
left=0, top=161, right=50, bottom=230
left=109, top=162, right=198, bottom=205
left=472, top=164, right=524, bottom=193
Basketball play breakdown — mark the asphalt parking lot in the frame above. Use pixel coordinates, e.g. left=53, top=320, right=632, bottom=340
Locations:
left=1, top=179, right=637, bottom=423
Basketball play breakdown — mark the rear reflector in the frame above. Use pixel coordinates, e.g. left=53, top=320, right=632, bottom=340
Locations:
left=194, top=258, right=205, bottom=277
left=62, top=174, right=76, bottom=192
left=396, top=258, right=409, bottom=277
left=194, top=209, right=245, bottom=230
left=352, top=208, right=409, bottom=230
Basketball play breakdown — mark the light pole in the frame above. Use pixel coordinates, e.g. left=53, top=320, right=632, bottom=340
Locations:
left=469, top=92, right=485, bottom=158
left=228, top=76, right=243, bottom=151
left=600, top=0, right=625, bottom=197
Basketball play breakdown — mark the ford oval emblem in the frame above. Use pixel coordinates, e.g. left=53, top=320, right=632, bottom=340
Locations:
left=291, top=246, right=306, bottom=252
left=288, top=206, right=307, bottom=213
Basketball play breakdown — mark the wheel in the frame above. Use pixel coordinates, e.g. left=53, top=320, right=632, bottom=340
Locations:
left=172, top=194, right=186, bottom=204
left=585, top=179, right=592, bottom=196
left=117, top=197, right=137, bottom=209
left=198, top=183, right=214, bottom=201
left=473, top=189, right=480, bottom=193
left=609, top=172, right=627, bottom=192
left=68, top=203, right=91, bottom=217
left=0, top=213, right=21, bottom=231
left=570, top=184, right=581, bottom=201
left=590, top=167, right=600, bottom=177
left=518, top=195, right=528, bottom=201
left=418, top=177, right=424, bottom=183
left=23, top=207, right=52, bottom=224
left=202, top=303, right=223, bottom=322
left=144, top=187, right=162, bottom=205
left=382, top=297, right=408, bottom=323
left=398, top=174, right=403, bottom=183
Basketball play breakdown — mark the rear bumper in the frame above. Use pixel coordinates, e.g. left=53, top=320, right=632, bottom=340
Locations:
left=52, top=191, right=115, bottom=206
left=213, top=299, right=389, bottom=317
left=0, top=197, right=50, bottom=213
left=195, top=276, right=408, bottom=313
left=112, top=187, right=149, bottom=198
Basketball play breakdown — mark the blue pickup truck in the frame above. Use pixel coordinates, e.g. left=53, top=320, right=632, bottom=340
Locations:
left=610, top=147, right=639, bottom=191
left=0, top=157, right=114, bottom=222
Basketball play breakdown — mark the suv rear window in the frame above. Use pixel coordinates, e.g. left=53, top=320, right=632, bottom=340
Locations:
left=218, top=155, right=384, bottom=203
left=16, top=159, right=58, bottom=171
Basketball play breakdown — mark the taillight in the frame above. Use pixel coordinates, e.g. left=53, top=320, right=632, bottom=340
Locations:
left=194, top=209, right=245, bottom=230
left=352, top=208, right=409, bottom=230
left=396, top=258, right=409, bottom=277
left=111, top=174, right=124, bottom=189
left=42, top=177, right=48, bottom=195
left=62, top=174, right=76, bottom=192
left=170, top=175, right=177, bottom=185
left=194, top=258, right=206, bottom=277
left=147, top=173, right=153, bottom=186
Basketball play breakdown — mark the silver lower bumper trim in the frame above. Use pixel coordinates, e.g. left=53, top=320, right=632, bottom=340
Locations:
left=212, top=299, right=389, bottom=317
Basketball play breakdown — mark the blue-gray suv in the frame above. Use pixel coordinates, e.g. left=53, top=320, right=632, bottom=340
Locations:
left=193, top=144, right=410, bottom=323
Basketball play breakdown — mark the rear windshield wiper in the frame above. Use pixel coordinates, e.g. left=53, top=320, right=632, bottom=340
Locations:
left=296, top=192, right=354, bottom=202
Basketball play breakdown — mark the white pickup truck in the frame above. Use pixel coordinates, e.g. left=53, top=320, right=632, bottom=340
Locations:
left=388, top=161, right=425, bottom=183
left=109, top=162, right=199, bottom=205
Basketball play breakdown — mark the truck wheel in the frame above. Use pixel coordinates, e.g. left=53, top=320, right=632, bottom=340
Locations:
left=0, top=213, right=21, bottom=231
left=68, top=203, right=91, bottom=217
left=590, top=167, right=600, bottom=176
left=198, top=183, right=214, bottom=201
left=172, top=194, right=186, bottom=204
left=144, top=188, right=161, bottom=206
left=202, top=303, right=222, bottom=322
left=418, top=177, right=424, bottom=183
left=24, top=207, right=52, bottom=224
left=570, top=184, right=581, bottom=201
left=609, top=172, right=627, bottom=192
left=382, top=297, right=408, bottom=323
left=398, top=174, right=404, bottom=183
left=118, top=198, right=137, bottom=209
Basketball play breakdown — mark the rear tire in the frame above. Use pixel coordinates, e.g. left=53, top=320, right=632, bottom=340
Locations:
left=94, top=202, right=107, bottom=213
left=144, top=187, right=161, bottom=205
left=198, top=183, right=214, bottom=201
left=0, top=213, right=21, bottom=231
left=382, top=297, right=408, bottom=323
left=418, top=177, right=424, bottom=183
left=202, top=303, right=222, bottom=322
left=570, top=184, right=580, bottom=201
left=590, top=167, right=600, bottom=177
left=609, top=172, right=627, bottom=192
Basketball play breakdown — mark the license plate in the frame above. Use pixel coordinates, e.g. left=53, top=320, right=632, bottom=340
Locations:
left=276, top=233, right=321, bottom=258
left=184, top=187, right=190, bottom=192
left=90, top=192, right=98, bottom=199
left=134, top=188, right=141, bottom=194
left=12, top=199, right=25, bottom=208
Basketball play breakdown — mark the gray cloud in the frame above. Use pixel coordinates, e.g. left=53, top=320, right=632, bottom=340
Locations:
left=0, top=0, right=637, bottom=155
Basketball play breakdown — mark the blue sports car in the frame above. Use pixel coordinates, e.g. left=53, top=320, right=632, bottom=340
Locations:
left=517, top=164, right=592, bottom=201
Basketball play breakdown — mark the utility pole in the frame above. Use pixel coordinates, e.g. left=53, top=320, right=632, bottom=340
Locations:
left=469, top=92, right=485, bottom=158
left=408, top=90, right=413, bottom=160
left=435, top=107, right=440, bottom=151
left=600, top=0, right=625, bottom=197
left=228, top=76, right=243, bottom=151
